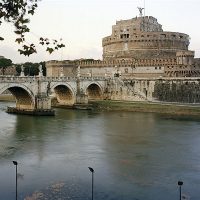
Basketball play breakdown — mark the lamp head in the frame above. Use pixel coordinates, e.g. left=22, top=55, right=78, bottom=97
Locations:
left=13, top=161, right=18, bottom=166
left=178, top=181, right=183, bottom=186
left=88, top=167, right=94, bottom=173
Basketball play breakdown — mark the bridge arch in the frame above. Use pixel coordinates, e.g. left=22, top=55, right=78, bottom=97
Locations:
left=0, top=84, right=35, bottom=110
left=51, top=83, right=75, bottom=105
left=85, top=82, right=103, bottom=100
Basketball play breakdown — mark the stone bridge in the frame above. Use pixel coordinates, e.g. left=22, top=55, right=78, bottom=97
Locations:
left=1, top=75, right=200, bottom=114
left=0, top=76, right=108, bottom=111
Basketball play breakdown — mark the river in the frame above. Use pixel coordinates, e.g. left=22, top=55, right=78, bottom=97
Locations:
left=0, top=101, right=200, bottom=200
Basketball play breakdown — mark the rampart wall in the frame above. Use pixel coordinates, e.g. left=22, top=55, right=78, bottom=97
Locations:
left=103, top=32, right=189, bottom=60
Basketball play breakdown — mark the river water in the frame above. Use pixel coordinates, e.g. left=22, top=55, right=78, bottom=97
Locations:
left=0, top=102, right=200, bottom=200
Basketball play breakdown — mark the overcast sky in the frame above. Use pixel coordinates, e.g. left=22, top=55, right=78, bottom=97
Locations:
left=0, top=0, right=200, bottom=63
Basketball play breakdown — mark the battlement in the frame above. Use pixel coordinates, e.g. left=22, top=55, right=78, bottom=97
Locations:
left=46, top=60, right=76, bottom=65
left=47, top=58, right=177, bottom=68
left=115, top=16, right=158, bottom=25
left=176, top=51, right=194, bottom=57
left=115, top=16, right=162, bottom=32
left=102, top=32, right=189, bottom=47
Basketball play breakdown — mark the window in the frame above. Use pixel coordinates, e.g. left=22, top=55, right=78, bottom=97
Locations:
left=161, top=34, right=166, bottom=38
left=120, top=34, right=129, bottom=39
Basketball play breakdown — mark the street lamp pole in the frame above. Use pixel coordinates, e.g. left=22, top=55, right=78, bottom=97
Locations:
left=178, top=181, right=183, bottom=200
left=88, top=167, right=94, bottom=200
left=13, top=161, right=18, bottom=200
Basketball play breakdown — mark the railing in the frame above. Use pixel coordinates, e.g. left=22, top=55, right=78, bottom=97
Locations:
left=0, top=75, right=108, bottom=83
left=2, top=75, right=200, bottom=84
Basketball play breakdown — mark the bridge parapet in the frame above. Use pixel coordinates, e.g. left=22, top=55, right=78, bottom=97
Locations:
left=0, top=76, right=38, bottom=82
left=46, top=76, right=108, bottom=82
left=0, top=75, right=108, bottom=85
left=47, top=76, right=77, bottom=82
left=79, top=76, right=108, bottom=81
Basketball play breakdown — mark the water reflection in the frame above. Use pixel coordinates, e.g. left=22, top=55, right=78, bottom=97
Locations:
left=0, top=102, right=200, bottom=199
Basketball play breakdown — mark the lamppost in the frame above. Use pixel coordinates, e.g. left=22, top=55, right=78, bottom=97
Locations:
left=178, top=181, right=183, bottom=200
left=12, top=161, right=18, bottom=200
left=88, top=167, right=94, bottom=200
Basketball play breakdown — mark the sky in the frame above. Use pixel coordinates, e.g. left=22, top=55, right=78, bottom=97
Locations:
left=0, top=0, right=200, bottom=63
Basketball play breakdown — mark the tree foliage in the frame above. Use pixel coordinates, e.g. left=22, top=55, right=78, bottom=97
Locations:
left=15, top=61, right=46, bottom=76
left=0, top=57, right=12, bottom=67
left=0, top=57, right=13, bottom=75
left=0, top=0, right=65, bottom=56
left=153, top=81, right=200, bottom=103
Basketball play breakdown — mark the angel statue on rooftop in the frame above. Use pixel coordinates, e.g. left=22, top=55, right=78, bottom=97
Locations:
left=137, top=7, right=144, bottom=17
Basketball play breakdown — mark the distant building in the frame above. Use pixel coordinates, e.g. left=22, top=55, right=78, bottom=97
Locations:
left=46, top=14, right=200, bottom=78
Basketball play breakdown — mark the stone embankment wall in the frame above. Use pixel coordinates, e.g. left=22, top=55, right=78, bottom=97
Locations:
left=106, top=78, right=155, bottom=102
left=106, top=78, right=200, bottom=104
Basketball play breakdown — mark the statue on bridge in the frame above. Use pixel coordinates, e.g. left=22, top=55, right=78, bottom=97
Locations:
left=60, top=67, right=64, bottom=77
left=20, top=65, right=25, bottom=77
left=38, top=65, right=43, bottom=77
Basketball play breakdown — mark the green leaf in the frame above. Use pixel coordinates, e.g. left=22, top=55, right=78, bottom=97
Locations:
left=57, top=44, right=65, bottom=48
left=28, top=10, right=34, bottom=15
left=46, top=47, right=54, bottom=54
left=14, top=30, right=22, bottom=34
left=15, top=38, right=23, bottom=43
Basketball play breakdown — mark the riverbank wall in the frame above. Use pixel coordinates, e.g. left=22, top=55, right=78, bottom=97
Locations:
left=2, top=94, right=200, bottom=117
left=91, top=100, right=200, bottom=117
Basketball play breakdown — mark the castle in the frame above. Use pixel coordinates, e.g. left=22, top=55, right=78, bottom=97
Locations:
left=46, top=12, right=200, bottom=78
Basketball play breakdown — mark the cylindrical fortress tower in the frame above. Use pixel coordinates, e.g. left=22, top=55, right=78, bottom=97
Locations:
left=102, top=16, right=190, bottom=61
